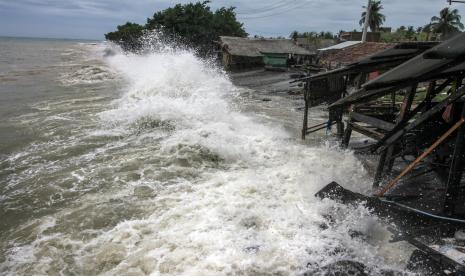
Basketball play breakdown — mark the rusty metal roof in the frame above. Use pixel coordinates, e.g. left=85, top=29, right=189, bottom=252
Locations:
left=320, top=42, right=395, bottom=66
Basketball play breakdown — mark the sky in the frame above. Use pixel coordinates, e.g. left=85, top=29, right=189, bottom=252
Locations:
left=0, top=0, right=464, bottom=40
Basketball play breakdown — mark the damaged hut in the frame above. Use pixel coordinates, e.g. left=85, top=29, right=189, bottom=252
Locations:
left=304, top=33, right=465, bottom=272
left=217, top=36, right=315, bottom=70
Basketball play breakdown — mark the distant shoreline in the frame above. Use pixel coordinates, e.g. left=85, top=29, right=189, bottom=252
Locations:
left=0, top=35, right=101, bottom=42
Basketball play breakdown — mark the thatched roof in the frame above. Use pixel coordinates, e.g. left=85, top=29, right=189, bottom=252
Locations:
left=219, top=36, right=314, bottom=57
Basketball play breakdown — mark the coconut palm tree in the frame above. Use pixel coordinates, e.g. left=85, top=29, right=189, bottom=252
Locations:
left=359, top=0, right=386, bottom=32
left=290, top=30, right=299, bottom=41
left=428, top=7, right=464, bottom=39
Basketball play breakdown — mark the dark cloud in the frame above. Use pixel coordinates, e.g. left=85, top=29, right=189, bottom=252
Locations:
left=0, top=0, right=463, bottom=39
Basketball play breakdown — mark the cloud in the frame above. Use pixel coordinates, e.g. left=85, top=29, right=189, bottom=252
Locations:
left=0, top=0, right=464, bottom=39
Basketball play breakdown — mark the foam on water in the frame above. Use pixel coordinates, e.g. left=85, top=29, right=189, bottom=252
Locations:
left=0, top=35, right=415, bottom=275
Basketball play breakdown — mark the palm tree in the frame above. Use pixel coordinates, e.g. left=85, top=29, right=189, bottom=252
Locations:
left=290, top=30, right=299, bottom=41
left=359, top=0, right=386, bottom=32
left=428, top=7, right=464, bottom=39
left=406, top=26, right=415, bottom=40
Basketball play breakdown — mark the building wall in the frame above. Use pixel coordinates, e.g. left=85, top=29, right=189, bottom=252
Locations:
left=262, top=53, right=288, bottom=67
left=340, top=32, right=381, bottom=42
left=222, top=54, right=264, bottom=70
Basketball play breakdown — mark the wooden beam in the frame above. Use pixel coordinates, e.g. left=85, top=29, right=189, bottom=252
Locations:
left=371, top=78, right=454, bottom=151
left=397, top=84, right=417, bottom=121
left=351, top=112, right=395, bottom=131
left=378, top=86, right=465, bottom=153
left=350, top=123, right=385, bottom=140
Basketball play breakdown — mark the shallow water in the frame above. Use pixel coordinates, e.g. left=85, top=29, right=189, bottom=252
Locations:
left=0, top=36, right=414, bottom=275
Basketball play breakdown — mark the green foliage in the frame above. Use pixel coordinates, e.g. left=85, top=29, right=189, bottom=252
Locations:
left=426, top=7, right=464, bottom=39
left=106, top=1, right=247, bottom=54
left=288, top=31, right=335, bottom=39
left=380, top=27, right=429, bottom=43
left=104, top=22, right=145, bottom=51
left=359, top=0, right=386, bottom=31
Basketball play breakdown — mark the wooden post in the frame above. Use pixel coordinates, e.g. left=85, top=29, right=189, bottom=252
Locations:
left=342, top=107, right=354, bottom=148
left=373, top=149, right=388, bottom=187
left=444, top=109, right=465, bottom=215
left=425, top=81, right=436, bottom=107
left=386, top=85, right=417, bottom=175
left=391, top=91, right=396, bottom=113
left=302, top=88, right=309, bottom=140
left=373, top=84, right=417, bottom=188
left=444, top=77, right=465, bottom=215
left=397, top=84, right=417, bottom=121
left=336, top=108, right=344, bottom=140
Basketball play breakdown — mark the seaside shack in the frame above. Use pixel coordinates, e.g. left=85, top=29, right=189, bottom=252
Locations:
left=306, top=33, right=465, bottom=272
left=300, top=41, right=437, bottom=140
left=217, top=36, right=315, bottom=70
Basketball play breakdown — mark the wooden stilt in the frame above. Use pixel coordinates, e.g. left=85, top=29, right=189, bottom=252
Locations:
left=342, top=114, right=353, bottom=149
left=302, top=96, right=309, bottom=140
left=373, top=149, right=388, bottom=188
left=444, top=78, right=465, bottom=215
left=373, top=84, right=417, bottom=187
left=336, top=115, right=344, bottom=140
left=383, top=145, right=396, bottom=177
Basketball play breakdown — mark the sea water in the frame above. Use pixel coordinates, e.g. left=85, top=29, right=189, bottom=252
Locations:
left=0, top=36, right=414, bottom=275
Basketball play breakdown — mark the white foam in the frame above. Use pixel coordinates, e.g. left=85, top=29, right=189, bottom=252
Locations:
left=0, top=34, right=414, bottom=275
left=94, top=35, right=410, bottom=274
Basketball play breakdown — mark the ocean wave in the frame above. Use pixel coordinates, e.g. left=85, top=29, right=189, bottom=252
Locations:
left=0, top=33, right=414, bottom=275
left=59, top=64, right=116, bottom=86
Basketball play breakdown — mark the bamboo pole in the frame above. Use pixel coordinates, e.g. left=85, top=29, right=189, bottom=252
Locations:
left=376, top=117, right=465, bottom=197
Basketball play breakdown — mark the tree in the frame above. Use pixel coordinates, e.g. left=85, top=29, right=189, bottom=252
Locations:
left=359, top=0, right=386, bottom=32
left=106, top=1, right=247, bottom=54
left=145, top=1, right=246, bottom=54
left=104, top=22, right=145, bottom=51
left=406, top=26, right=415, bottom=40
left=427, top=7, right=464, bottom=39
left=290, top=31, right=299, bottom=41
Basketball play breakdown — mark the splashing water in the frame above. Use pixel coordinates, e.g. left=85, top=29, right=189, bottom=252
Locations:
left=0, top=34, right=415, bottom=275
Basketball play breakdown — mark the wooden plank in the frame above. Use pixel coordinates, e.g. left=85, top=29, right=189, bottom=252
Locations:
left=350, top=123, right=384, bottom=140
left=330, top=86, right=399, bottom=109
left=351, top=112, right=395, bottom=131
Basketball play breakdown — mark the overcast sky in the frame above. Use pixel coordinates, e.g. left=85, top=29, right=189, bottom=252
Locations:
left=0, top=0, right=464, bottom=40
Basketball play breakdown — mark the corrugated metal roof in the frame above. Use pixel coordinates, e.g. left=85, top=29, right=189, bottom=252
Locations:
left=364, top=32, right=465, bottom=90
left=318, top=41, right=361, bottom=51
left=219, top=36, right=314, bottom=57
left=320, top=42, right=395, bottom=65
left=308, top=42, right=437, bottom=82
left=328, top=34, right=465, bottom=109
